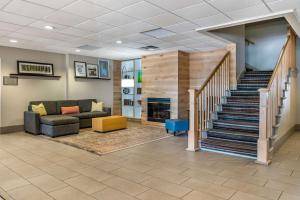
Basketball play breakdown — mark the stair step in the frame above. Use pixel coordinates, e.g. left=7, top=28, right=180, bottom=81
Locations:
left=201, top=138, right=257, bottom=157
left=229, top=90, right=259, bottom=96
left=217, top=111, right=259, bottom=122
left=222, top=103, right=259, bottom=113
left=205, top=128, right=258, bottom=142
left=213, top=120, right=259, bottom=133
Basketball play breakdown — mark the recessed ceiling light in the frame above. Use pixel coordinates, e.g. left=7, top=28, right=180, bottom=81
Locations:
left=75, top=49, right=81, bottom=52
left=44, top=25, right=54, bottom=30
left=116, top=40, right=122, bottom=44
left=9, top=39, right=18, bottom=43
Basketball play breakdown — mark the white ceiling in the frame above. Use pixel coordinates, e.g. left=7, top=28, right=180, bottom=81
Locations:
left=0, top=0, right=299, bottom=60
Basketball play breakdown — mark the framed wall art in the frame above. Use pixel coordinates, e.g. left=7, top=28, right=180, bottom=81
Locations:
left=17, top=61, right=54, bottom=76
left=99, top=60, right=110, bottom=79
left=86, top=63, right=98, bottom=78
left=74, top=61, right=87, bottom=78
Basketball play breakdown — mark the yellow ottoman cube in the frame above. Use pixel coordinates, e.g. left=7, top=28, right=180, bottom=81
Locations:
left=92, top=116, right=127, bottom=132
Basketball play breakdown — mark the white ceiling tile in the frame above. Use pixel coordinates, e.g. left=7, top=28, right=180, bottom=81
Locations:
left=173, top=2, right=219, bottom=20
left=58, top=27, right=93, bottom=36
left=0, top=21, right=22, bottom=31
left=118, top=21, right=158, bottom=35
left=227, top=4, right=270, bottom=20
left=29, top=21, right=68, bottom=31
left=62, top=0, right=110, bottom=18
left=3, top=0, right=55, bottom=19
left=122, top=33, right=153, bottom=42
left=7, top=32, right=40, bottom=40
left=75, top=20, right=113, bottom=32
left=267, top=0, right=300, bottom=11
left=0, top=11, right=35, bottom=25
left=26, top=0, right=77, bottom=9
left=119, top=1, right=165, bottom=19
left=0, top=0, right=10, bottom=8
left=164, top=22, right=198, bottom=33
left=86, top=0, right=141, bottom=10
left=160, top=34, right=187, bottom=42
left=122, top=41, right=146, bottom=48
left=147, top=0, right=204, bottom=11
left=145, top=13, right=185, bottom=27
left=193, top=14, right=231, bottom=27
left=175, top=38, right=204, bottom=45
left=95, top=11, right=137, bottom=26
left=139, top=37, right=164, bottom=45
left=207, top=0, right=263, bottom=12
left=44, top=11, right=87, bottom=26
left=0, top=29, right=11, bottom=37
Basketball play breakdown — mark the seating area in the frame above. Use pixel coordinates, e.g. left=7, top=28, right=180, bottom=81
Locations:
left=1, top=0, right=300, bottom=199
left=24, top=99, right=111, bottom=137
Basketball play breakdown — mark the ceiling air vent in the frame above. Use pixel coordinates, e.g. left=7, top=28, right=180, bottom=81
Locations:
left=141, top=28, right=175, bottom=39
left=140, top=45, right=159, bottom=51
left=77, top=45, right=101, bottom=51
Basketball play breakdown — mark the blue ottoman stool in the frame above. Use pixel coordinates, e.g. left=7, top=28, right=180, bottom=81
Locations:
left=165, top=119, right=189, bottom=136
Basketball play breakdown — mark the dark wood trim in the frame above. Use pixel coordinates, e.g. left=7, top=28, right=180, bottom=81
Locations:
left=10, top=74, right=61, bottom=79
left=17, top=60, right=54, bottom=76
left=0, top=125, right=24, bottom=134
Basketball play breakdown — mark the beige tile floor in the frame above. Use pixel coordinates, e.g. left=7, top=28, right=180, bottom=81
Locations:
left=0, top=131, right=300, bottom=200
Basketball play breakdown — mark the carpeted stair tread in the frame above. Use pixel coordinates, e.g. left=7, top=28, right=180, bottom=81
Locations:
left=201, top=138, right=257, bottom=157
left=218, top=111, right=259, bottom=116
left=229, top=90, right=259, bottom=96
left=207, top=128, right=259, bottom=138
left=205, top=129, right=258, bottom=143
left=213, top=120, right=258, bottom=127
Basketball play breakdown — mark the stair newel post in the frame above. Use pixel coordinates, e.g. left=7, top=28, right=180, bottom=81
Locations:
left=187, top=89, right=200, bottom=151
left=256, top=88, right=271, bottom=165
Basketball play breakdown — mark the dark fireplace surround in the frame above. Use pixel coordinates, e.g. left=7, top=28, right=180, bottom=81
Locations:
left=147, top=98, right=170, bottom=123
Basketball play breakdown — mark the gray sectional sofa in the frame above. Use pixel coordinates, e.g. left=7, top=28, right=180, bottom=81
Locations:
left=24, top=99, right=111, bottom=137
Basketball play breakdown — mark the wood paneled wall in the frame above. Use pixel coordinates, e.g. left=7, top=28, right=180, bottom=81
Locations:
left=178, top=52, right=190, bottom=119
left=189, top=46, right=237, bottom=90
left=113, top=60, right=121, bottom=115
left=141, top=51, right=190, bottom=125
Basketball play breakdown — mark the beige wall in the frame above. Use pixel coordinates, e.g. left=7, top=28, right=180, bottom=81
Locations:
left=0, top=46, right=116, bottom=129
left=0, top=46, right=66, bottom=127
left=67, top=54, right=114, bottom=107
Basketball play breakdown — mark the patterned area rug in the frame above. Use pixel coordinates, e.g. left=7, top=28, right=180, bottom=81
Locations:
left=50, top=123, right=171, bottom=155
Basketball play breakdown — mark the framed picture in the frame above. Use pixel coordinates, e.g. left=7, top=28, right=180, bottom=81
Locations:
left=74, top=61, right=87, bottom=78
left=86, top=64, right=98, bottom=78
left=17, top=61, right=54, bottom=76
left=99, top=60, right=110, bottom=79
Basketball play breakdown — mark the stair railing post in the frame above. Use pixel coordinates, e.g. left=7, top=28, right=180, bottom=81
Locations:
left=186, top=89, right=200, bottom=151
left=256, top=88, right=271, bottom=165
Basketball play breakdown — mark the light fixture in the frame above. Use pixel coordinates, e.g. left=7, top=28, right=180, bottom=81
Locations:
left=75, top=49, right=81, bottom=52
left=9, top=39, right=18, bottom=43
left=44, top=25, right=54, bottom=30
left=116, top=40, right=122, bottom=44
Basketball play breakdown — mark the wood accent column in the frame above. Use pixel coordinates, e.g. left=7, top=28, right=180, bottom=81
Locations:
left=113, top=60, right=121, bottom=115
left=257, top=88, right=271, bottom=165
left=186, top=89, right=200, bottom=151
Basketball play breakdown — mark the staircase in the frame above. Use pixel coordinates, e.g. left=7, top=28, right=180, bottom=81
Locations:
left=201, top=70, right=273, bottom=158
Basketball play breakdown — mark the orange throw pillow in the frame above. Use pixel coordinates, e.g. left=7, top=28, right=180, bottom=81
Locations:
left=61, top=106, right=80, bottom=114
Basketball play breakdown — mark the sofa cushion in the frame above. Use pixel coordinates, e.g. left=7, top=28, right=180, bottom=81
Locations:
left=70, top=111, right=108, bottom=119
left=29, top=101, right=57, bottom=115
left=56, top=100, right=78, bottom=114
left=78, top=99, right=96, bottom=112
left=40, top=115, right=79, bottom=126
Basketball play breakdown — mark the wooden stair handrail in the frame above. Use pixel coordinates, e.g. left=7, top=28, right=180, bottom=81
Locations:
left=267, top=35, right=291, bottom=89
left=196, top=51, right=230, bottom=96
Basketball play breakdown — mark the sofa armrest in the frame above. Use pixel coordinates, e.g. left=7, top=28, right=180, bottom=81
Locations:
left=103, top=107, right=111, bottom=115
left=24, top=111, right=40, bottom=135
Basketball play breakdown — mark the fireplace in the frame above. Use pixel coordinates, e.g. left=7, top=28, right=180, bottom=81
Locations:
left=147, top=98, right=170, bottom=123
